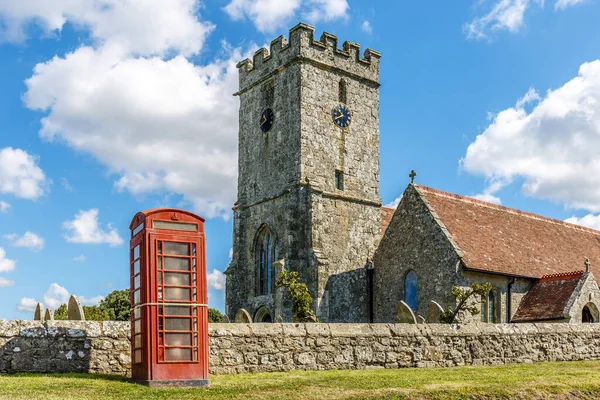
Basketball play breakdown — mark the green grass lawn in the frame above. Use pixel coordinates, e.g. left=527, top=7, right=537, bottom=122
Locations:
left=1, top=361, right=600, bottom=399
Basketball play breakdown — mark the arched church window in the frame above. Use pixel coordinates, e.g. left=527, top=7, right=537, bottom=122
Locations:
left=488, top=290, right=496, bottom=323
left=255, top=226, right=278, bottom=296
left=339, top=79, right=347, bottom=104
left=404, top=270, right=418, bottom=310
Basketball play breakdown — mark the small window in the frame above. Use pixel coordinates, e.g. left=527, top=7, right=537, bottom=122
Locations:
left=481, top=289, right=497, bottom=323
left=338, top=79, right=347, bottom=104
left=335, top=170, right=344, bottom=190
left=404, top=270, right=418, bottom=310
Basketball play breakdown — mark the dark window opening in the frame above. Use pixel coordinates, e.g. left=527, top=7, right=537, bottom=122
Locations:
left=338, top=79, right=347, bottom=104
left=255, top=226, right=278, bottom=296
left=335, top=170, right=344, bottom=190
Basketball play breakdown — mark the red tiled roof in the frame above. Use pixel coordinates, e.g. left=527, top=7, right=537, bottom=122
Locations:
left=512, top=271, right=584, bottom=322
left=415, top=185, right=600, bottom=279
left=381, top=206, right=395, bottom=235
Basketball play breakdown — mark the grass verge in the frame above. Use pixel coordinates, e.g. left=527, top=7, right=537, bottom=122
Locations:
left=0, top=360, right=599, bottom=399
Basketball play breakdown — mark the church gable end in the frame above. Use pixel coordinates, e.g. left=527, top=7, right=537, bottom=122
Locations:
left=374, top=184, right=463, bottom=322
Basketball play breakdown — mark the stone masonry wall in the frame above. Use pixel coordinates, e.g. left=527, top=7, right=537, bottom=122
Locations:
left=1, top=321, right=600, bottom=376
left=0, top=320, right=130, bottom=375
left=209, top=323, right=600, bottom=374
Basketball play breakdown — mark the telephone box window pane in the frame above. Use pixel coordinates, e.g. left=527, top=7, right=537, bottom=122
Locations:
left=164, top=257, right=189, bottom=271
left=165, top=333, right=191, bottom=346
left=164, top=287, right=190, bottom=301
left=166, top=348, right=192, bottom=361
left=134, top=275, right=140, bottom=289
left=134, top=335, right=142, bottom=349
left=164, top=306, right=191, bottom=316
left=134, top=308, right=141, bottom=319
left=134, top=350, right=142, bottom=363
left=133, top=260, right=140, bottom=275
left=158, top=272, right=162, bottom=284
left=164, top=272, right=190, bottom=286
left=132, top=223, right=144, bottom=237
left=133, top=245, right=140, bottom=260
left=153, top=221, right=198, bottom=232
left=134, top=290, right=141, bottom=305
left=164, top=242, right=190, bottom=255
left=165, top=318, right=191, bottom=331
left=134, top=319, right=141, bottom=333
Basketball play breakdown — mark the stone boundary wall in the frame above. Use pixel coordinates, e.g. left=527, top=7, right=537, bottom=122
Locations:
left=1, top=321, right=600, bottom=376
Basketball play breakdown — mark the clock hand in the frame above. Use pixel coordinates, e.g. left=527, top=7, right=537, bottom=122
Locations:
left=260, top=116, right=267, bottom=126
left=334, top=113, right=344, bottom=120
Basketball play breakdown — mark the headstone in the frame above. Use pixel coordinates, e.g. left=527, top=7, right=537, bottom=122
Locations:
left=34, top=303, right=44, bottom=321
left=395, top=301, right=417, bottom=324
left=44, top=308, right=54, bottom=321
left=234, top=309, right=252, bottom=323
left=427, top=300, right=445, bottom=323
left=274, top=315, right=283, bottom=323
left=68, top=295, right=86, bottom=321
left=222, top=315, right=230, bottom=323
left=416, top=315, right=426, bottom=324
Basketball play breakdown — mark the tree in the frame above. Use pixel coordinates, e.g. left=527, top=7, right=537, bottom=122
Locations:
left=54, top=304, right=68, bottom=320
left=99, top=289, right=130, bottom=321
left=275, top=270, right=317, bottom=322
left=83, top=305, right=110, bottom=321
left=440, top=282, right=492, bottom=324
left=208, top=308, right=223, bottom=323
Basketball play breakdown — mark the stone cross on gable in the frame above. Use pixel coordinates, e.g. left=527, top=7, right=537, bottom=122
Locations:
left=585, top=257, right=591, bottom=273
left=409, top=170, right=417, bottom=184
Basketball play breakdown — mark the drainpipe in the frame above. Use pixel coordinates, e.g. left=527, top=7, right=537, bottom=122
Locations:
left=507, top=277, right=516, bottom=323
left=365, top=260, right=375, bottom=323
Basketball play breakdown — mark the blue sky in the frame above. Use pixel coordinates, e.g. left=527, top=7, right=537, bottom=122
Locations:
left=0, top=0, right=599, bottom=319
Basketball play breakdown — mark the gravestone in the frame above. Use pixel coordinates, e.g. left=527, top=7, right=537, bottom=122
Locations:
left=34, top=303, right=44, bottom=321
left=274, top=315, right=283, bottom=323
left=416, top=315, right=426, bottom=324
left=234, top=309, right=252, bottom=323
left=68, top=295, right=86, bottom=321
left=44, top=308, right=54, bottom=321
left=395, top=301, right=417, bottom=324
left=427, top=300, right=445, bottom=323
left=222, top=315, right=230, bottom=323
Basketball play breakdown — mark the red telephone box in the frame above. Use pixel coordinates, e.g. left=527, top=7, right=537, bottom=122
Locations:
left=129, top=208, right=209, bottom=387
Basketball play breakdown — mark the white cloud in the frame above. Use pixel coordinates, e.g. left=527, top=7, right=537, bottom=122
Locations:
left=471, top=193, right=502, bottom=205
left=0, top=201, right=9, bottom=213
left=0, top=248, right=16, bottom=272
left=60, top=177, right=73, bottom=192
left=0, top=147, right=48, bottom=200
left=5, top=231, right=45, bottom=251
left=464, top=0, right=543, bottom=40
left=207, top=269, right=226, bottom=290
left=361, top=21, right=373, bottom=35
left=63, top=209, right=123, bottom=246
left=72, top=255, right=86, bottom=262
left=0, top=277, right=14, bottom=287
left=565, top=214, right=600, bottom=230
left=385, top=195, right=402, bottom=209
left=0, top=0, right=213, bottom=56
left=43, top=283, right=70, bottom=310
left=223, top=0, right=348, bottom=32
left=24, top=43, right=242, bottom=219
left=228, top=247, right=233, bottom=259
left=79, top=295, right=104, bottom=306
left=555, top=0, right=586, bottom=10
left=16, top=297, right=37, bottom=312
left=461, top=60, right=600, bottom=213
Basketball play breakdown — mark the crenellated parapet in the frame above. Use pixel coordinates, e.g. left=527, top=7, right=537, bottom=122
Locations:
left=236, top=22, right=381, bottom=93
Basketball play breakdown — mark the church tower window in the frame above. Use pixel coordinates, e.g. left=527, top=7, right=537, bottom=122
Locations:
left=338, top=79, right=347, bottom=104
left=404, top=270, right=418, bottom=310
left=255, top=226, right=278, bottom=296
left=335, top=170, right=344, bottom=190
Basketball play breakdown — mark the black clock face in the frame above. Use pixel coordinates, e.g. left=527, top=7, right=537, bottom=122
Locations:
left=332, top=104, right=351, bottom=128
left=259, top=108, right=274, bottom=133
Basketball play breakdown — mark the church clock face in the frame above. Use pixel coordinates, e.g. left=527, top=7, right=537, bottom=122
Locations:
left=259, top=108, right=274, bottom=133
left=332, top=104, right=351, bottom=128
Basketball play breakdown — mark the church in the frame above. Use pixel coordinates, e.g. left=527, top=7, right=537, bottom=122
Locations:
left=224, top=23, right=600, bottom=324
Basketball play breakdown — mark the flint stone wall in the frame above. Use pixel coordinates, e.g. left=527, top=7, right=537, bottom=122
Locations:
left=208, top=323, right=600, bottom=374
left=0, top=320, right=130, bottom=376
left=1, top=321, right=600, bottom=376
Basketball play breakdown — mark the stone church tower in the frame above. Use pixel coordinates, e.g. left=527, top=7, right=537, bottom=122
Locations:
left=225, top=23, right=382, bottom=323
